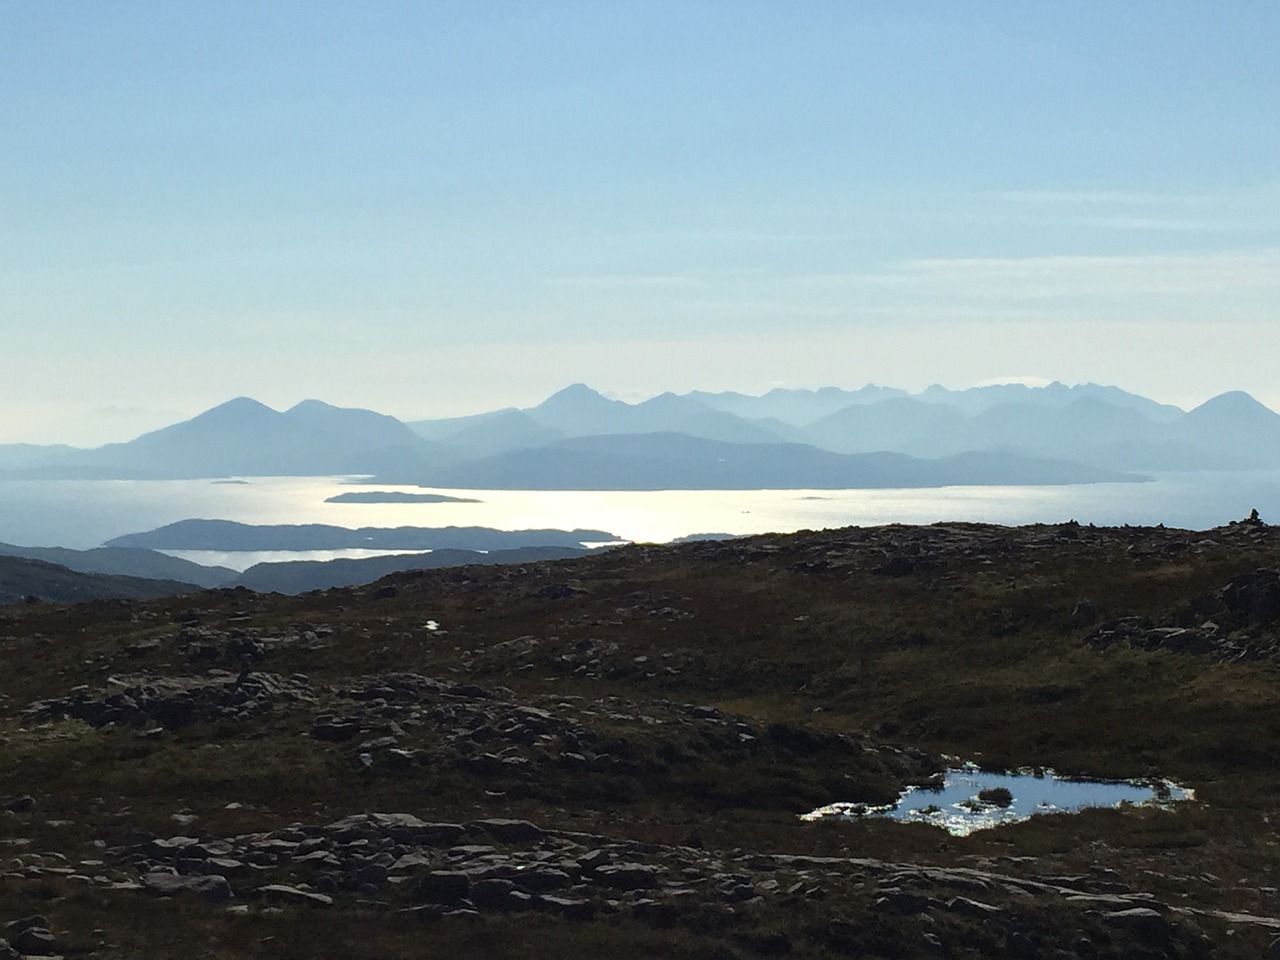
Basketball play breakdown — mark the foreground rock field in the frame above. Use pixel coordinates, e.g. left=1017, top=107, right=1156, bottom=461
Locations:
left=3, top=517, right=1280, bottom=958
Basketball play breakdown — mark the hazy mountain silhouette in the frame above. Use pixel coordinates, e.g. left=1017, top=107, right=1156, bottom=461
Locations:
left=0, top=542, right=236, bottom=589
left=405, top=407, right=522, bottom=441
left=432, top=410, right=565, bottom=459
left=804, top=399, right=969, bottom=457
left=0, top=556, right=201, bottom=605
left=525, top=385, right=783, bottom=443
left=233, top=545, right=590, bottom=594
left=106, top=521, right=617, bottom=551
left=0, top=443, right=78, bottom=471
left=911, top=381, right=1185, bottom=421
left=1165, top=392, right=1280, bottom=467
left=18, top=398, right=440, bottom=479
left=686, top=385, right=909, bottom=425
left=427, top=432, right=1134, bottom=490
left=4, top=384, right=1277, bottom=485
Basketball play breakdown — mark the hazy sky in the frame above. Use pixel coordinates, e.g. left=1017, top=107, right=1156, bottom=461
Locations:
left=3, top=2, right=1278, bottom=444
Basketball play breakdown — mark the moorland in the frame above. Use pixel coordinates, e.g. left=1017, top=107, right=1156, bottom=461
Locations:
left=2, top=515, right=1280, bottom=957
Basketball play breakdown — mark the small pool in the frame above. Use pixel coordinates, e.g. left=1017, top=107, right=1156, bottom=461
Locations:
left=802, top=765, right=1193, bottom=836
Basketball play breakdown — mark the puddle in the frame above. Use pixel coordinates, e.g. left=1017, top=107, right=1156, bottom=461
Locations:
left=802, top=765, right=1193, bottom=836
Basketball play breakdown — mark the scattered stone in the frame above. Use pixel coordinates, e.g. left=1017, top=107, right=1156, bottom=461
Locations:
left=259, top=884, right=334, bottom=907
left=143, top=870, right=233, bottom=903
left=415, top=871, right=470, bottom=905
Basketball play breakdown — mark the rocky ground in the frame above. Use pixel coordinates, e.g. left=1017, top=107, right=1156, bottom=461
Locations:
left=3, top=517, right=1280, bottom=957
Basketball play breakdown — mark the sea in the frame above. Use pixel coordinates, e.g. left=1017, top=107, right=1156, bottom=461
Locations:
left=0, top=472, right=1278, bottom=571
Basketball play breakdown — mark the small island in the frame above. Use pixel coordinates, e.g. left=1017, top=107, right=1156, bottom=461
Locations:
left=324, top=491, right=481, bottom=505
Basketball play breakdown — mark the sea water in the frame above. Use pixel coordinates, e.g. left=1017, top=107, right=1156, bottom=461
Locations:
left=0, top=470, right=1277, bottom=554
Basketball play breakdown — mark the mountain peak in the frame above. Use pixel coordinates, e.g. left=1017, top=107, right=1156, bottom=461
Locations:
left=1190, top=391, right=1274, bottom=417
left=184, top=397, right=280, bottom=426
left=210, top=396, right=276, bottom=414
left=531, top=384, right=619, bottom=413
left=544, top=383, right=610, bottom=402
left=286, top=399, right=338, bottom=414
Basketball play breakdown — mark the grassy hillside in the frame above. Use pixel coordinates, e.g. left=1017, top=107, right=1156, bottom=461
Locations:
left=2, top=518, right=1279, bottom=957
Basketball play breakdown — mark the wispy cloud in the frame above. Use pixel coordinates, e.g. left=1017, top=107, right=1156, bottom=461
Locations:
left=887, top=249, right=1280, bottom=300
left=1054, top=216, right=1216, bottom=232
left=545, top=274, right=700, bottom=289
left=997, top=190, right=1207, bottom=206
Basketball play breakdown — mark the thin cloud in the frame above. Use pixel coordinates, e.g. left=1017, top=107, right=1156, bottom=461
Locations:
left=545, top=274, right=699, bottom=288
left=885, top=249, right=1280, bottom=300
left=997, top=190, right=1205, bottom=206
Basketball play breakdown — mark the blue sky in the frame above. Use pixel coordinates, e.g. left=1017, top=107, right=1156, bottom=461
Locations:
left=2, top=2, right=1278, bottom=443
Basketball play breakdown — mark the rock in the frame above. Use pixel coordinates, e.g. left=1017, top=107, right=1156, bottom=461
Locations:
left=1103, top=906, right=1168, bottom=937
left=10, top=926, right=56, bottom=956
left=874, top=555, right=915, bottom=577
left=540, top=895, right=595, bottom=921
left=512, top=866, right=572, bottom=892
left=259, top=883, right=334, bottom=907
left=471, top=878, right=517, bottom=910
left=1070, top=599, right=1099, bottom=622
left=3, top=918, right=49, bottom=936
left=471, top=818, right=543, bottom=843
left=4, top=795, right=35, bottom=813
left=416, top=871, right=470, bottom=905
left=1219, top=569, right=1280, bottom=624
left=631, top=899, right=678, bottom=927
left=311, top=717, right=362, bottom=741
left=596, top=863, right=660, bottom=891
left=143, top=870, right=233, bottom=903
left=947, top=896, right=1003, bottom=917
left=535, top=583, right=581, bottom=600
left=870, top=889, right=932, bottom=915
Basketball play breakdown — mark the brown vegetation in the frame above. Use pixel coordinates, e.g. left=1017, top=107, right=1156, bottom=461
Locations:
left=2, top=518, right=1280, bottom=957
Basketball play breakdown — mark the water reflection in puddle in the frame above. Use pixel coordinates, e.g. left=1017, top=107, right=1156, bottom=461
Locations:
left=802, top=765, right=1193, bottom=836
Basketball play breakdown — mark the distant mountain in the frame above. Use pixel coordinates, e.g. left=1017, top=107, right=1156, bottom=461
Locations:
left=426, top=432, right=1137, bottom=490
left=526, top=383, right=629, bottom=435
left=804, top=399, right=968, bottom=457
left=106, top=521, right=619, bottom=552
left=233, top=545, right=590, bottom=594
left=0, top=443, right=78, bottom=471
left=0, top=556, right=201, bottom=605
left=0, top=542, right=236, bottom=589
left=433, top=410, right=565, bottom=459
left=914, top=381, right=1185, bottom=421
left=405, top=408, right=522, bottom=442
left=7, top=398, right=442, bottom=479
left=792, top=390, right=1280, bottom=471
left=4, top=384, right=1276, bottom=487
left=686, top=385, right=909, bottom=426
left=1166, top=392, right=1280, bottom=468
left=524, top=385, right=783, bottom=443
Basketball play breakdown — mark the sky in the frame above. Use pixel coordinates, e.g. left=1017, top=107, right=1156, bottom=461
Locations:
left=2, top=1, right=1279, bottom=444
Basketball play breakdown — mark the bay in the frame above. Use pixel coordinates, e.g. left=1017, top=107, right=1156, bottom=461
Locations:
left=0, top=471, right=1277, bottom=554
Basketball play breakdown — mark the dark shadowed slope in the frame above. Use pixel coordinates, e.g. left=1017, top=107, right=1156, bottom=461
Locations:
left=0, top=542, right=236, bottom=589
left=106, top=520, right=618, bottom=551
left=427, top=432, right=1138, bottom=490
left=0, top=556, right=201, bottom=604
left=233, top=545, right=590, bottom=594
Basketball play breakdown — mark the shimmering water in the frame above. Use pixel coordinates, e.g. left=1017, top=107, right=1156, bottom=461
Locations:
left=0, top=470, right=1277, bottom=551
left=159, top=548, right=435, bottom=573
left=802, top=766, right=1193, bottom=836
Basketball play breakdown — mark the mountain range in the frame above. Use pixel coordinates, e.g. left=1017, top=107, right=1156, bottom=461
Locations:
left=1, top=526, right=607, bottom=601
left=9, top=380, right=1277, bottom=488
